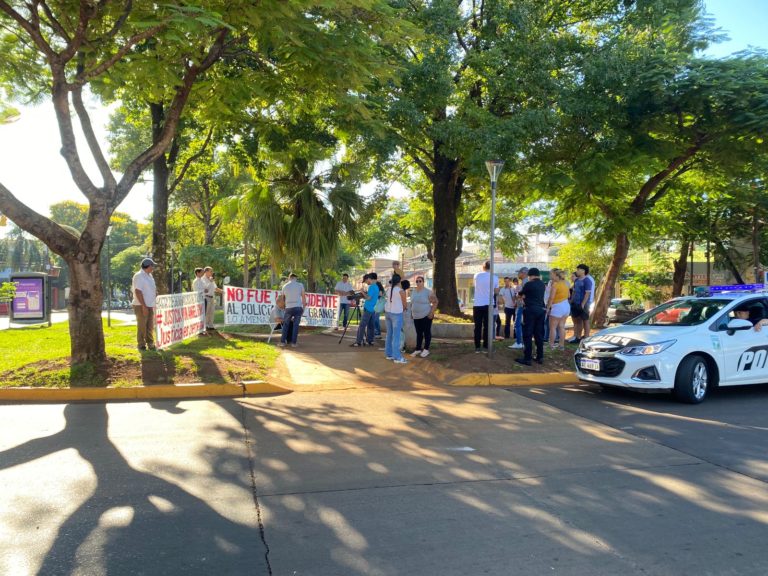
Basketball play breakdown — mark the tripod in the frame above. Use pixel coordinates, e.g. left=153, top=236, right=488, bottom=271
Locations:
left=338, top=301, right=363, bottom=344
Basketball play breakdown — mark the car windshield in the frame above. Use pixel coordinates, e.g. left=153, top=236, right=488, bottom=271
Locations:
left=625, top=298, right=730, bottom=326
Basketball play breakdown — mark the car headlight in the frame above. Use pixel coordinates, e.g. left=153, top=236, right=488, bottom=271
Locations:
left=620, top=340, right=677, bottom=356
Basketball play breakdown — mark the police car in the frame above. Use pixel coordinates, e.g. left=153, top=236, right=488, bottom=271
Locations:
left=575, top=285, right=768, bottom=403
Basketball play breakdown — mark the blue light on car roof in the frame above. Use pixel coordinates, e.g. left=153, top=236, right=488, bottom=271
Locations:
left=708, top=284, right=765, bottom=293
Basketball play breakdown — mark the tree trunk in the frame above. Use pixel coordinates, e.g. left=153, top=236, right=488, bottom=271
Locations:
left=431, top=152, right=463, bottom=316
left=243, top=239, right=250, bottom=288
left=307, top=260, right=317, bottom=293
left=671, top=239, right=690, bottom=297
left=67, top=258, right=106, bottom=363
left=150, top=103, right=170, bottom=295
left=714, top=239, right=745, bottom=284
left=592, top=232, right=631, bottom=328
left=255, top=244, right=263, bottom=288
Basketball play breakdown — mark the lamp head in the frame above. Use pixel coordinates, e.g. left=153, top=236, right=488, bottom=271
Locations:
left=485, top=159, right=505, bottom=183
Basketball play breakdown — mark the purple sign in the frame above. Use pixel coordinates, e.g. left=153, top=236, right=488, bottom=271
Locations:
left=13, top=277, right=45, bottom=319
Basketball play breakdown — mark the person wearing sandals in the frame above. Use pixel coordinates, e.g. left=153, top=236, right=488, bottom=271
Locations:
left=384, top=274, right=408, bottom=363
left=547, top=268, right=571, bottom=350
left=410, top=276, right=438, bottom=358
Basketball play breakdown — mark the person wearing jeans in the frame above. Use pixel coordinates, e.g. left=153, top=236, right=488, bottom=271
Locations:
left=281, top=306, right=303, bottom=346
left=352, top=273, right=379, bottom=347
left=384, top=274, right=408, bottom=363
left=509, top=268, right=528, bottom=350
left=515, top=267, right=547, bottom=366
left=334, top=273, right=354, bottom=329
left=280, top=273, right=306, bottom=347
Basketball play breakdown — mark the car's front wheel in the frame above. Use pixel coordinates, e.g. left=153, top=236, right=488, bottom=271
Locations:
left=674, top=355, right=709, bottom=404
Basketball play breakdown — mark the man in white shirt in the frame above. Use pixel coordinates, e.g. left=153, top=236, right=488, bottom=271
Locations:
left=334, top=273, right=354, bottom=329
left=202, top=266, right=223, bottom=330
left=472, top=261, right=499, bottom=353
left=191, top=267, right=207, bottom=335
left=131, top=258, right=158, bottom=351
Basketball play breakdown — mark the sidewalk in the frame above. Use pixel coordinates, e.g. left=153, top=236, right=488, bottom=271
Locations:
left=267, top=330, right=579, bottom=391
left=0, top=330, right=580, bottom=403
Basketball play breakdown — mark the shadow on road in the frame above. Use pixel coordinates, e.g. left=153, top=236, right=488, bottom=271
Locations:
left=0, top=402, right=269, bottom=575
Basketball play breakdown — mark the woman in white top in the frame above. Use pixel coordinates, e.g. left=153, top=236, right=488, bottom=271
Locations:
left=384, top=274, right=408, bottom=363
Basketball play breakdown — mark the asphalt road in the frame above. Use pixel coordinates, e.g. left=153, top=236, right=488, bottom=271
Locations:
left=1, top=383, right=767, bottom=575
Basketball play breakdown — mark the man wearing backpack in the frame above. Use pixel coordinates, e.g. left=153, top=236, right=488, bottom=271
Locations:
left=352, top=273, right=379, bottom=347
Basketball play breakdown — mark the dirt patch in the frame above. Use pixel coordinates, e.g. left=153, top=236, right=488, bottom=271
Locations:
left=429, top=339, right=579, bottom=375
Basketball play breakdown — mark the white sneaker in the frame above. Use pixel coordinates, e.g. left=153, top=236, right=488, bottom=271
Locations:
left=420, top=349, right=430, bottom=358
left=385, top=356, right=394, bottom=360
left=393, top=358, right=408, bottom=364
left=411, top=350, right=422, bottom=357
left=508, top=343, right=523, bottom=349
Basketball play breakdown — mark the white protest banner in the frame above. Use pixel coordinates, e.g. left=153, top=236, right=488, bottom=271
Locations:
left=303, top=292, right=340, bottom=326
left=223, top=285, right=339, bottom=327
left=155, top=291, right=205, bottom=349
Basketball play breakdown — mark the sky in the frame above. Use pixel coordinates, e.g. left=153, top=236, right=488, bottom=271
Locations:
left=1, top=0, right=767, bottom=236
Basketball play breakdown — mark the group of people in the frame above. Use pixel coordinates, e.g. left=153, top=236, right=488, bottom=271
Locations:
left=472, top=262, right=595, bottom=366
left=341, top=261, right=438, bottom=365
left=131, top=259, right=224, bottom=351
left=192, top=266, right=223, bottom=335
left=130, top=252, right=595, bottom=367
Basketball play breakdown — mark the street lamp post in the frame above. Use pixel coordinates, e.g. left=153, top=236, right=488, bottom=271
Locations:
left=106, top=226, right=112, bottom=327
left=485, top=159, right=504, bottom=357
left=703, top=193, right=711, bottom=286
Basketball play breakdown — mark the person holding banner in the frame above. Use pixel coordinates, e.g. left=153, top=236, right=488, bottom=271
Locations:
left=280, top=273, right=306, bottom=347
left=191, top=267, right=207, bottom=335
left=202, top=266, right=223, bottom=330
left=131, top=257, right=157, bottom=351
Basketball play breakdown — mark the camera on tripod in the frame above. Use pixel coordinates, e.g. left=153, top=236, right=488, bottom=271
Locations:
left=347, top=290, right=366, bottom=305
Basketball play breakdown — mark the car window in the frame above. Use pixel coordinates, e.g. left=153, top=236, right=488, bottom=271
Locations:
left=626, top=298, right=730, bottom=326
left=717, top=298, right=768, bottom=330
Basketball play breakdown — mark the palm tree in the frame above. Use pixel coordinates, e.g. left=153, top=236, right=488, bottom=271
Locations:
left=234, top=156, right=365, bottom=291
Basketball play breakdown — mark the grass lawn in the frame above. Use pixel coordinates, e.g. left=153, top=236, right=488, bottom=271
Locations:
left=0, top=320, right=279, bottom=388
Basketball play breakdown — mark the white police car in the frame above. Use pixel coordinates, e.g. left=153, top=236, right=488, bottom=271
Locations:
left=575, top=285, right=768, bottom=403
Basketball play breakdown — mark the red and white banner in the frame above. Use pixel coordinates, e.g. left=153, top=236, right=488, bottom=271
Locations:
left=223, top=285, right=339, bottom=327
left=155, top=291, right=206, bottom=349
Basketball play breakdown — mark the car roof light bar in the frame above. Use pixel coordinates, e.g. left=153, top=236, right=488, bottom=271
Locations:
left=707, top=284, right=765, bottom=294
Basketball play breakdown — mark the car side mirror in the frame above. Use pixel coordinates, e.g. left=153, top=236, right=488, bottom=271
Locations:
left=726, top=318, right=753, bottom=335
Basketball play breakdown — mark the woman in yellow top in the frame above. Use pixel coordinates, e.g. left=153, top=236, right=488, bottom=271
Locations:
left=547, top=269, right=571, bottom=350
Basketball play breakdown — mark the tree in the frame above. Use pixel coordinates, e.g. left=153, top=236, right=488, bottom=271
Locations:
left=361, top=0, right=634, bottom=314
left=532, top=2, right=768, bottom=326
left=0, top=2, right=238, bottom=362
left=234, top=145, right=367, bottom=291
left=0, top=0, right=406, bottom=362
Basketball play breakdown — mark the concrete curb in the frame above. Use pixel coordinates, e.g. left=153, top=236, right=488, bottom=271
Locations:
left=0, top=380, right=291, bottom=403
left=450, top=372, right=580, bottom=387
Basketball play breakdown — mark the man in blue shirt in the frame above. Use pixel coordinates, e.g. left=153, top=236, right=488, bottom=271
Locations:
left=568, top=263, right=595, bottom=343
left=352, top=273, right=379, bottom=347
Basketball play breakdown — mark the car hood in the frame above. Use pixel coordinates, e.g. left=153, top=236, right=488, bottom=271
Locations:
left=582, top=325, right=698, bottom=352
